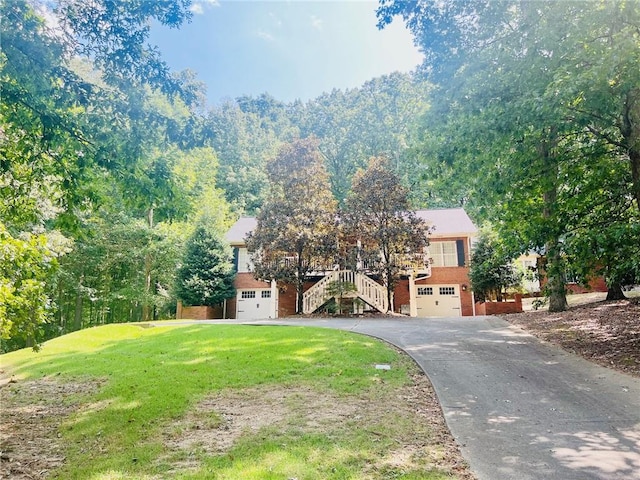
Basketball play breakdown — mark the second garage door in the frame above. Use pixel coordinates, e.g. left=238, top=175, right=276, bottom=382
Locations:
left=236, top=289, right=274, bottom=320
left=416, top=285, right=461, bottom=317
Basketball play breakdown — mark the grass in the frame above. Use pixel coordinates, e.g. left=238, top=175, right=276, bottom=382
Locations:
left=1, top=323, right=457, bottom=479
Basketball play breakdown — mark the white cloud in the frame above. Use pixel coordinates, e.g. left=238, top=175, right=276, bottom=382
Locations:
left=190, top=0, right=220, bottom=15
left=255, top=30, right=275, bottom=42
left=190, top=3, right=204, bottom=14
left=310, top=14, right=323, bottom=31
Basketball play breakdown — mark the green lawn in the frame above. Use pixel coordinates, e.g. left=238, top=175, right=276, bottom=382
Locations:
left=1, top=323, right=460, bottom=479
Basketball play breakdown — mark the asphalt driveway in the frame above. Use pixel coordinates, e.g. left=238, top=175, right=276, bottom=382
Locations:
left=361, top=316, right=640, bottom=480
left=166, top=315, right=640, bottom=479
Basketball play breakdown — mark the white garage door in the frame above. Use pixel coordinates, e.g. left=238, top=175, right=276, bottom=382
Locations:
left=416, top=285, right=461, bottom=317
left=236, top=289, right=273, bottom=320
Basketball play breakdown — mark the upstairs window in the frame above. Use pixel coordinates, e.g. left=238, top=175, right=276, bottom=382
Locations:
left=430, top=241, right=458, bottom=267
left=237, top=248, right=254, bottom=273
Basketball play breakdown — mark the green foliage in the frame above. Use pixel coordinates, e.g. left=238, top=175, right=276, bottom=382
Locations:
left=1, top=0, right=224, bottom=346
left=325, top=280, right=358, bottom=315
left=344, top=157, right=429, bottom=310
left=176, top=226, right=235, bottom=307
left=247, top=138, right=338, bottom=312
left=0, top=223, right=61, bottom=350
left=297, top=73, right=431, bottom=204
left=55, top=212, right=189, bottom=331
left=56, top=0, right=194, bottom=100
left=383, top=0, right=640, bottom=310
left=205, top=98, right=295, bottom=215
left=469, top=228, right=522, bottom=302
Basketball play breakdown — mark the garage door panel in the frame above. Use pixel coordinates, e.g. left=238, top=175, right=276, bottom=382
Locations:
left=416, top=284, right=461, bottom=317
left=237, top=289, right=273, bottom=320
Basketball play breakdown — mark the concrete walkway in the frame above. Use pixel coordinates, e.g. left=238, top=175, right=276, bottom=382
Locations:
left=163, top=316, right=640, bottom=480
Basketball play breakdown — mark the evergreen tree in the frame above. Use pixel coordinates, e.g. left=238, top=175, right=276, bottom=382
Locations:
left=469, top=228, right=522, bottom=303
left=176, top=226, right=235, bottom=307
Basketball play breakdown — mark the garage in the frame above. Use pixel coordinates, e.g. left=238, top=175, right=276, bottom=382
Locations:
left=236, top=289, right=275, bottom=320
left=416, top=284, right=461, bottom=317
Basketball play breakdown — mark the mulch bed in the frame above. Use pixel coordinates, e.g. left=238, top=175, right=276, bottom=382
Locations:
left=502, top=298, right=640, bottom=378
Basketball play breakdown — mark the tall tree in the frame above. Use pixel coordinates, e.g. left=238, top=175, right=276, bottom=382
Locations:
left=1, top=0, right=202, bottom=346
left=176, top=226, right=235, bottom=307
left=379, top=0, right=640, bottom=310
left=469, top=227, right=522, bottom=303
left=344, top=157, right=428, bottom=311
left=246, top=138, right=338, bottom=313
left=295, top=73, right=431, bottom=204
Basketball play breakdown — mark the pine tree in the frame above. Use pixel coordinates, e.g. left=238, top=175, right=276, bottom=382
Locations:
left=176, top=226, right=235, bottom=306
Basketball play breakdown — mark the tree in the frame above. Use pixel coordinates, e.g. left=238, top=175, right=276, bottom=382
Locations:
left=204, top=101, right=286, bottom=215
left=1, top=0, right=203, bottom=346
left=469, top=227, right=522, bottom=303
left=55, top=0, right=194, bottom=101
left=246, top=138, right=338, bottom=313
left=325, top=280, right=358, bottom=316
left=550, top=1, right=640, bottom=212
left=344, top=157, right=428, bottom=311
left=294, top=73, right=431, bottom=204
left=379, top=0, right=640, bottom=311
left=0, top=223, right=61, bottom=351
left=176, top=226, right=235, bottom=307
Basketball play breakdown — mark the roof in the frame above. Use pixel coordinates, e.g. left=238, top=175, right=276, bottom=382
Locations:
left=415, top=208, right=478, bottom=237
left=226, top=208, right=477, bottom=245
left=226, top=216, right=257, bottom=244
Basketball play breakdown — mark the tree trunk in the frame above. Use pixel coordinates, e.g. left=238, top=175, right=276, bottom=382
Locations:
left=606, top=283, right=626, bottom=301
left=539, top=130, right=568, bottom=313
left=622, top=88, right=640, bottom=211
left=545, top=240, right=568, bottom=312
left=630, top=147, right=640, bottom=212
left=73, top=284, right=83, bottom=331
left=142, top=207, right=154, bottom=322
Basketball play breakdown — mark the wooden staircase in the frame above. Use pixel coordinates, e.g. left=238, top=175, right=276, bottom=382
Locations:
left=302, top=270, right=388, bottom=314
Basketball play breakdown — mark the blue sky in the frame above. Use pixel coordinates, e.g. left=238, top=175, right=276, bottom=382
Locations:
left=150, top=0, right=423, bottom=105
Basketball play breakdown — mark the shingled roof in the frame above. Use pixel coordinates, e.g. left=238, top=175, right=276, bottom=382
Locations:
left=226, top=208, right=476, bottom=245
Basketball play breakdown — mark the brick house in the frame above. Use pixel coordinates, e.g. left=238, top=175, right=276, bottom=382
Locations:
left=221, top=208, right=477, bottom=320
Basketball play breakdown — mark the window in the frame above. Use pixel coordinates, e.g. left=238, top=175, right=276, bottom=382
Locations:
left=261, top=290, right=271, bottom=298
left=417, top=287, right=433, bottom=296
left=241, top=291, right=256, bottom=299
left=430, top=241, right=458, bottom=267
left=439, top=287, right=456, bottom=295
left=237, top=248, right=254, bottom=273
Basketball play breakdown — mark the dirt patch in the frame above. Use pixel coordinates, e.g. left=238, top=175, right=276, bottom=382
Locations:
left=503, top=298, right=640, bottom=377
left=162, top=374, right=475, bottom=479
left=0, top=371, right=474, bottom=479
left=0, top=376, right=103, bottom=480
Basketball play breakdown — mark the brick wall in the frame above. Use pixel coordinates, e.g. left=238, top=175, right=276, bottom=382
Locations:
left=394, top=279, right=410, bottom=312
left=176, top=301, right=220, bottom=320
left=567, top=277, right=608, bottom=294
left=235, top=273, right=271, bottom=289
left=418, top=267, right=474, bottom=316
left=475, top=294, right=522, bottom=315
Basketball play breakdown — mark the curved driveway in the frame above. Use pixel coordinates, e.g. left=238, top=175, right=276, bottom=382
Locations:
left=169, top=316, right=640, bottom=480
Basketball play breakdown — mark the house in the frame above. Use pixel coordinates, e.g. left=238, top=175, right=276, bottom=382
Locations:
left=524, top=252, right=608, bottom=295
left=222, top=208, right=477, bottom=320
